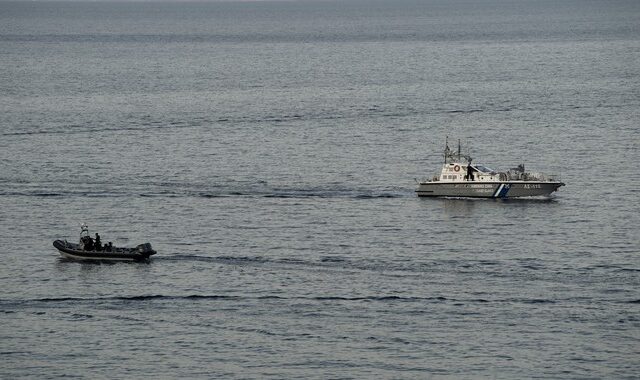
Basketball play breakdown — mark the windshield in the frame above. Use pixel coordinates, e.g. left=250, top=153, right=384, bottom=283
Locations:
left=474, top=165, right=494, bottom=173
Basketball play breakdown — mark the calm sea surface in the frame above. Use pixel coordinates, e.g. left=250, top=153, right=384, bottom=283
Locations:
left=1, top=0, right=639, bottom=378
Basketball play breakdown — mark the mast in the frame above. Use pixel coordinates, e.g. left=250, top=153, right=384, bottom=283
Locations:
left=457, top=139, right=461, bottom=161
left=444, top=136, right=449, bottom=164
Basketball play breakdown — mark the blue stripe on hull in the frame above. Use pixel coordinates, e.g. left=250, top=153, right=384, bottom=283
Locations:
left=498, top=184, right=510, bottom=197
left=492, top=184, right=511, bottom=198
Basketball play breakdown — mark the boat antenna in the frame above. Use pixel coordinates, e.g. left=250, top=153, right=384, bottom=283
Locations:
left=444, top=136, right=449, bottom=164
left=458, top=139, right=461, bottom=161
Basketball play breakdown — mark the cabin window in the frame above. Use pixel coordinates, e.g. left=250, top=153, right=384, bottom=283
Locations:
left=475, top=165, right=494, bottom=173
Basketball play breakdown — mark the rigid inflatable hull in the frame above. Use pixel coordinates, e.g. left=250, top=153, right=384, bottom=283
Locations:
left=53, top=240, right=154, bottom=262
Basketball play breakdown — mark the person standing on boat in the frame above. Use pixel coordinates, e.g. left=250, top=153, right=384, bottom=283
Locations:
left=466, top=162, right=475, bottom=181
left=95, top=233, right=102, bottom=251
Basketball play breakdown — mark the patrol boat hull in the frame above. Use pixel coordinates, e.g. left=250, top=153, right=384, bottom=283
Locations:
left=416, top=181, right=564, bottom=198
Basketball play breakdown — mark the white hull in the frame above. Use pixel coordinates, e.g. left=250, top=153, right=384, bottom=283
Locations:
left=416, top=180, right=564, bottom=198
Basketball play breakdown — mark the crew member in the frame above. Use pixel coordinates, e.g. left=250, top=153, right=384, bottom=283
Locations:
left=95, top=233, right=102, bottom=251
left=466, top=164, right=475, bottom=181
left=84, top=236, right=94, bottom=251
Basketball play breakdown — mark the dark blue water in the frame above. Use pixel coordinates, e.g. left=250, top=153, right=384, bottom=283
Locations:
left=1, top=0, right=639, bottom=378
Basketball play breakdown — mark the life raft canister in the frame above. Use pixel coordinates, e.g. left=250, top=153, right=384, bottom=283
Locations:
left=453, top=165, right=461, bottom=172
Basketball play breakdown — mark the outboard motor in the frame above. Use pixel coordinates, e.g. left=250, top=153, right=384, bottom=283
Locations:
left=136, top=243, right=156, bottom=256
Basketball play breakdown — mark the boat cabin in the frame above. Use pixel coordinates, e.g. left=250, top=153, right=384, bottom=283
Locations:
left=424, top=138, right=559, bottom=184
left=429, top=139, right=503, bottom=183
left=438, top=162, right=500, bottom=182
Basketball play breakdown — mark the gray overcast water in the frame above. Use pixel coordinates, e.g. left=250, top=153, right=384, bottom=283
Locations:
left=1, top=0, right=639, bottom=378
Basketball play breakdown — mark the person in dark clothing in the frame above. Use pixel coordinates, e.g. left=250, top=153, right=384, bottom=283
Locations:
left=95, top=233, right=102, bottom=251
left=466, top=164, right=475, bottom=181
left=83, top=236, right=94, bottom=251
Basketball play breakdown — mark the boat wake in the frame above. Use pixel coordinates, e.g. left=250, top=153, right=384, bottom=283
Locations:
left=0, top=182, right=412, bottom=200
left=1, top=294, right=575, bottom=308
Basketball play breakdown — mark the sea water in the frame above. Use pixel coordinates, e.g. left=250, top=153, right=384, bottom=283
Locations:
left=1, top=0, right=639, bottom=378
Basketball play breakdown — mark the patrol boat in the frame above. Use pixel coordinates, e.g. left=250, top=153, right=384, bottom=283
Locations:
left=53, top=224, right=156, bottom=262
left=415, top=139, right=565, bottom=198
